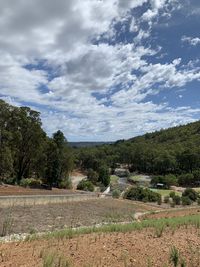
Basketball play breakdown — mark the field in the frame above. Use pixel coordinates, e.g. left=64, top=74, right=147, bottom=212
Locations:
left=0, top=199, right=160, bottom=236
left=0, top=214, right=200, bottom=267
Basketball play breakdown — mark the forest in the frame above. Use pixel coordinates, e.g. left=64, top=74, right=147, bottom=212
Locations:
left=1, top=99, right=200, bottom=188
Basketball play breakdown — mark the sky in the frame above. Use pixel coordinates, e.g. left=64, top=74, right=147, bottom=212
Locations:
left=0, top=0, right=200, bottom=141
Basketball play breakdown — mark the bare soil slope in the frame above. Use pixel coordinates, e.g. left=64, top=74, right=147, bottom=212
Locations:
left=0, top=226, right=199, bottom=267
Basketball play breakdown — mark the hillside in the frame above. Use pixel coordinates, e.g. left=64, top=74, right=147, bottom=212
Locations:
left=77, top=120, right=200, bottom=177
left=129, top=120, right=200, bottom=148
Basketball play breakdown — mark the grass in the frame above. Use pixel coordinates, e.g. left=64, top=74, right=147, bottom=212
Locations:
left=110, top=175, right=119, bottom=184
left=26, top=214, right=200, bottom=242
left=128, top=175, right=146, bottom=182
left=150, top=189, right=182, bottom=197
left=42, top=250, right=71, bottom=267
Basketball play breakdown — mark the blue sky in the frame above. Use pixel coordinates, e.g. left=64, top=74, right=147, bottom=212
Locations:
left=0, top=0, right=200, bottom=141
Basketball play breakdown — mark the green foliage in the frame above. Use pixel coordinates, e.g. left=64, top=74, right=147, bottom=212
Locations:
left=20, top=178, right=42, bottom=188
left=98, top=166, right=110, bottom=186
left=112, top=189, right=121, bottom=199
left=182, top=188, right=198, bottom=201
left=58, top=177, right=72, bottom=189
left=0, top=100, right=74, bottom=187
left=75, top=120, right=200, bottom=185
left=124, top=187, right=161, bottom=202
left=169, top=191, right=176, bottom=198
left=172, top=195, right=181, bottom=205
left=87, top=168, right=99, bottom=184
left=42, top=251, right=71, bottom=267
left=77, top=179, right=94, bottom=192
left=181, top=196, right=192, bottom=206
left=169, top=246, right=179, bottom=267
left=29, top=214, right=200, bottom=242
left=178, top=173, right=194, bottom=186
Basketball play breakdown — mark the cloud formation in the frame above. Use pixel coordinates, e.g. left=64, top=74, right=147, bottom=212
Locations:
left=182, top=36, right=200, bottom=46
left=0, top=0, right=200, bottom=141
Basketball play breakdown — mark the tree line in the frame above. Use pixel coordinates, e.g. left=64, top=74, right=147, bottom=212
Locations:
left=75, top=120, right=200, bottom=187
left=1, top=99, right=200, bottom=189
left=0, top=100, right=73, bottom=188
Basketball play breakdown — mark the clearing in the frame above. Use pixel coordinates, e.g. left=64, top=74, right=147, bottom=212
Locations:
left=0, top=199, right=160, bottom=235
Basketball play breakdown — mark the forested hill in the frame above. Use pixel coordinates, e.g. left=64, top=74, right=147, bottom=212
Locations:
left=128, top=121, right=200, bottom=148
left=77, top=120, right=200, bottom=177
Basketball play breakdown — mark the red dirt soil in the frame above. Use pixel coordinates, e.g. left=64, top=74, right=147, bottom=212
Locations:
left=0, top=185, right=79, bottom=196
left=0, top=226, right=199, bottom=267
left=142, top=207, right=200, bottom=220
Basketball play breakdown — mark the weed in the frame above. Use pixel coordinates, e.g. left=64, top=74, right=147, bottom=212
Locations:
left=169, top=246, right=179, bottom=267
left=154, top=224, right=164, bottom=237
left=42, top=251, right=71, bottom=267
left=1, top=213, right=14, bottom=237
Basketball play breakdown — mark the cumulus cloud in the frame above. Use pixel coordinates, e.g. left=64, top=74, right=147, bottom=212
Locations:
left=0, top=0, right=199, bottom=140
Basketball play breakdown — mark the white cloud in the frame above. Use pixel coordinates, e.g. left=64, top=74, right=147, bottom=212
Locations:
left=181, top=36, right=200, bottom=46
left=0, top=0, right=199, bottom=140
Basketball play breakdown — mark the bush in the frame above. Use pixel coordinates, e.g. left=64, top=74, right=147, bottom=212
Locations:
left=77, top=180, right=94, bottom=192
left=124, top=187, right=161, bottom=203
left=181, top=196, right=192, bottom=206
left=87, top=169, right=99, bottom=184
left=173, top=195, right=181, bottom=205
left=58, top=177, right=72, bottom=189
left=169, top=191, right=176, bottom=198
left=178, top=173, right=194, bottom=186
left=98, top=166, right=110, bottom=187
left=197, top=198, right=200, bottom=205
left=112, top=189, right=121, bottom=199
left=182, top=188, right=198, bottom=202
left=20, top=178, right=42, bottom=188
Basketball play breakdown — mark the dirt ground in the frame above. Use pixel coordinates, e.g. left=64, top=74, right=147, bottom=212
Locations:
left=142, top=207, right=200, bottom=220
left=0, top=199, right=159, bottom=235
left=0, top=185, right=83, bottom=196
left=0, top=226, right=199, bottom=267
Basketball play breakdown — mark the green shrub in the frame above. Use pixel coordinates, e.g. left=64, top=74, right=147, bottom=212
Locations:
left=98, top=166, right=110, bottom=187
left=59, top=177, right=72, bottom=189
left=182, top=188, right=198, bottom=202
left=178, top=173, right=194, bottom=186
left=197, top=198, right=200, bottom=205
left=77, top=179, right=94, bottom=192
left=124, top=187, right=161, bottom=203
left=169, top=191, right=176, bottom=198
left=20, top=178, right=42, bottom=188
left=87, top=169, right=99, bottom=184
left=173, top=195, right=181, bottom=205
left=112, top=189, right=121, bottom=199
left=181, top=196, right=192, bottom=206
